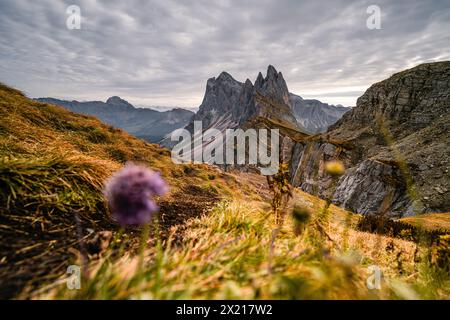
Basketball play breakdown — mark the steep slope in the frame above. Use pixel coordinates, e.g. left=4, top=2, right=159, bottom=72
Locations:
left=290, top=93, right=349, bottom=133
left=35, top=97, right=194, bottom=143
left=289, top=62, right=450, bottom=217
left=0, top=84, right=240, bottom=298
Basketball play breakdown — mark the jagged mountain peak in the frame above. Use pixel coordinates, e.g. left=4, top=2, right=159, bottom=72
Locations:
left=244, top=78, right=253, bottom=86
left=254, top=65, right=290, bottom=106
left=179, top=65, right=304, bottom=142
left=206, top=71, right=241, bottom=87
left=255, top=72, right=264, bottom=87
left=255, top=65, right=284, bottom=85
left=180, top=65, right=349, bottom=139
left=267, top=64, right=278, bottom=77
left=217, top=71, right=237, bottom=82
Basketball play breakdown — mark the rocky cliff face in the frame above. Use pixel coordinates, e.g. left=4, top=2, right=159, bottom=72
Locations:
left=183, top=65, right=302, bottom=135
left=289, top=62, right=450, bottom=217
left=250, top=66, right=300, bottom=130
left=169, top=65, right=348, bottom=144
left=161, top=65, right=308, bottom=172
left=187, top=71, right=244, bottom=131
left=35, top=97, right=194, bottom=143
left=290, top=94, right=349, bottom=133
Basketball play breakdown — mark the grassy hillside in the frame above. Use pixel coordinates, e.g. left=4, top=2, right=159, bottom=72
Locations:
left=44, top=186, right=449, bottom=299
left=0, top=83, right=448, bottom=299
left=0, top=83, right=242, bottom=298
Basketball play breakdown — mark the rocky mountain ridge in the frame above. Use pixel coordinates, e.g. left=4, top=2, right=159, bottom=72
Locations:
left=35, top=97, right=194, bottom=143
left=288, top=61, right=450, bottom=217
left=176, top=65, right=347, bottom=141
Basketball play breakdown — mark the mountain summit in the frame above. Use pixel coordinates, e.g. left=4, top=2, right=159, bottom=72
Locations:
left=167, top=65, right=348, bottom=148
left=105, top=96, right=135, bottom=110
left=254, top=65, right=290, bottom=105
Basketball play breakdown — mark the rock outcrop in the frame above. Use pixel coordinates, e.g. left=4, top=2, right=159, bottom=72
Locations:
left=289, top=62, right=450, bottom=217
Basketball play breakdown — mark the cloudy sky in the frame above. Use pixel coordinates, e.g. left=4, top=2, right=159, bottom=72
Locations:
left=1, top=0, right=449, bottom=109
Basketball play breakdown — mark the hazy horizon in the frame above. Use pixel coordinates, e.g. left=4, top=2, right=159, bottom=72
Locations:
left=31, top=69, right=357, bottom=110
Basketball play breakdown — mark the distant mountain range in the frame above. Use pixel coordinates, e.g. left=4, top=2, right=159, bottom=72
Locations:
left=37, top=69, right=348, bottom=145
left=160, top=66, right=348, bottom=148
left=289, top=94, right=349, bottom=133
left=34, top=96, right=194, bottom=142
left=184, top=66, right=348, bottom=135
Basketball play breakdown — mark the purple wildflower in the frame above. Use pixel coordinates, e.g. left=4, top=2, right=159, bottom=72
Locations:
left=103, top=163, right=169, bottom=226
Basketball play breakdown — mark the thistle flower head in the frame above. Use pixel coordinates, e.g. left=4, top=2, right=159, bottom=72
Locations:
left=324, top=160, right=345, bottom=177
left=292, top=205, right=312, bottom=223
left=103, top=163, right=168, bottom=226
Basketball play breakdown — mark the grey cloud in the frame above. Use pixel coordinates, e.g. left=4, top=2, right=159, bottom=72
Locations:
left=0, top=0, right=449, bottom=108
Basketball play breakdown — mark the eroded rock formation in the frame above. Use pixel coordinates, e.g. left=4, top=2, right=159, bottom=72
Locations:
left=289, top=62, right=450, bottom=217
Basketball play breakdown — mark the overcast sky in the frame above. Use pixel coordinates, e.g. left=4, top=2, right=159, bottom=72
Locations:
left=1, top=0, right=449, bottom=109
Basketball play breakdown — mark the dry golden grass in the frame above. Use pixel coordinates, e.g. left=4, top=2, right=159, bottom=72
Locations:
left=290, top=189, right=417, bottom=275
left=0, top=83, right=241, bottom=298
left=0, top=83, right=242, bottom=196
left=400, top=213, right=450, bottom=232
left=0, top=83, right=448, bottom=300
left=39, top=173, right=448, bottom=300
